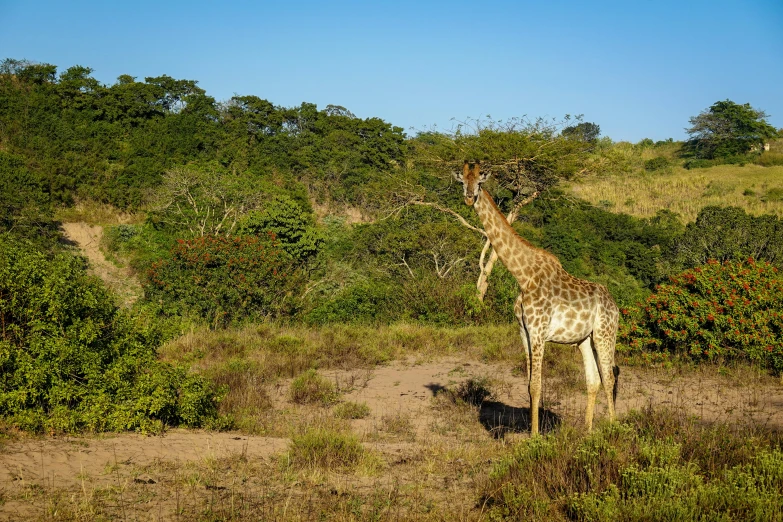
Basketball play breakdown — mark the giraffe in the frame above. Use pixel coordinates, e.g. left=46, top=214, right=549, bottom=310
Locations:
left=455, top=161, right=619, bottom=435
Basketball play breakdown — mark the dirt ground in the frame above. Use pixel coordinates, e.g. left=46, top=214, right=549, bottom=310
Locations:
left=1, top=356, right=781, bottom=520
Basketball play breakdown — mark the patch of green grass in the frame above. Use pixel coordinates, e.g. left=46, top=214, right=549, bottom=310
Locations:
left=763, top=187, right=783, bottom=202
left=333, top=401, right=371, bottom=419
left=289, top=369, right=338, bottom=405
left=288, top=427, right=364, bottom=469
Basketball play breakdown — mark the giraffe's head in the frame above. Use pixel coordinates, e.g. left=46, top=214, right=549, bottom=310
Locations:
left=453, top=161, right=490, bottom=206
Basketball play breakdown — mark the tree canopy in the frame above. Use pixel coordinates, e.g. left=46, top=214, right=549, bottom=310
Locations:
left=562, top=121, right=601, bottom=142
left=684, top=100, right=777, bottom=159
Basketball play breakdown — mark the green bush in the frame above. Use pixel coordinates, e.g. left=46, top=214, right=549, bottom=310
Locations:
left=145, top=234, right=301, bottom=327
left=754, top=152, right=783, bottom=167
left=684, top=154, right=755, bottom=169
left=333, top=401, right=371, bottom=419
left=0, top=236, right=222, bottom=433
left=643, top=156, right=669, bottom=172
left=683, top=158, right=714, bottom=169
left=237, top=194, right=323, bottom=262
left=671, top=206, right=783, bottom=270
left=304, top=279, right=399, bottom=325
left=619, top=259, right=783, bottom=372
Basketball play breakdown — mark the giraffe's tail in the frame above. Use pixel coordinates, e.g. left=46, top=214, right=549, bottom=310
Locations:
left=612, top=365, right=620, bottom=409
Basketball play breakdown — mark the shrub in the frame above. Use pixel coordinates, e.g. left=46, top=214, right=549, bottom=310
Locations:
left=619, top=259, right=783, bottom=373
left=683, top=158, right=714, bottom=169
left=237, top=194, right=323, bottom=262
left=0, top=236, right=222, bottom=433
left=333, top=401, right=371, bottom=419
left=671, top=206, right=783, bottom=269
left=304, top=279, right=399, bottom=325
left=480, top=410, right=783, bottom=521
left=453, top=377, right=494, bottom=406
left=145, top=234, right=301, bottom=327
left=643, top=156, right=669, bottom=172
left=754, top=152, right=783, bottom=167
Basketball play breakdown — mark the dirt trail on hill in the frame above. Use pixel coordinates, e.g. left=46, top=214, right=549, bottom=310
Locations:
left=61, top=222, right=142, bottom=305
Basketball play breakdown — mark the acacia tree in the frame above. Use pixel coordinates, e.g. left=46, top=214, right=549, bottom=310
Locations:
left=394, top=116, right=595, bottom=300
left=684, top=100, right=777, bottom=159
left=150, top=165, right=261, bottom=237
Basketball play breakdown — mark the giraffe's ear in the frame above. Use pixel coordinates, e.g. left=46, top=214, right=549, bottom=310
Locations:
left=454, top=160, right=469, bottom=182
left=472, top=161, right=490, bottom=184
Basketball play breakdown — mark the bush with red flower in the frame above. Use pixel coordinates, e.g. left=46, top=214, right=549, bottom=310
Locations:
left=619, top=259, right=783, bottom=373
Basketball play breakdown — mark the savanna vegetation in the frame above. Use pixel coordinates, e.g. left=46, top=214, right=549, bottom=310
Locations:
left=1, top=58, right=783, bottom=520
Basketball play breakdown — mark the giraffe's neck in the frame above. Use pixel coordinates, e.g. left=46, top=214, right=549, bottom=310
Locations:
left=473, top=189, right=547, bottom=285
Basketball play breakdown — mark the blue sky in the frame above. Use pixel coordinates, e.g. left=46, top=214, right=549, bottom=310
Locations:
left=1, top=0, right=781, bottom=141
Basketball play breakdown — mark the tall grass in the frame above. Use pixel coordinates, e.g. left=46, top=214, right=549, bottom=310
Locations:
left=569, top=164, right=783, bottom=222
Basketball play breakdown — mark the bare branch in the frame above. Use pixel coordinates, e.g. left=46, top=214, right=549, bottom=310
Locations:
left=409, top=201, right=487, bottom=237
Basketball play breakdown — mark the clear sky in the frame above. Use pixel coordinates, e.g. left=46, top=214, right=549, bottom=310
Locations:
left=1, top=0, right=781, bottom=142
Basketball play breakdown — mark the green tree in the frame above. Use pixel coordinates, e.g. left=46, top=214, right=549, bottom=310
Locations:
left=684, top=100, right=777, bottom=159
left=562, top=121, right=601, bottom=142
left=670, top=206, right=783, bottom=269
left=404, top=116, right=597, bottom=300
left=237, top=194, right=323, bottom=262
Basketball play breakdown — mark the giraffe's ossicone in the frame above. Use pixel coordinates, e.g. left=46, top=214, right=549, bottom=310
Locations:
left=455, top=161, right=619, bottom=435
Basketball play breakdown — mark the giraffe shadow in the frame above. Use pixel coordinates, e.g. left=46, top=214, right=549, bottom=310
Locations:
left=423, top=383, right=561, bottom=438
left=478, top=401, right=561, bottom=438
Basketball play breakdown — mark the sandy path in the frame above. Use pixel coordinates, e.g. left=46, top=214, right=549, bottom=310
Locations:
left=61, top=222, right=142, bottom=305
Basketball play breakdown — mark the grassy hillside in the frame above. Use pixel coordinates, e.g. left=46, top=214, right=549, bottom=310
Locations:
left=568, top=164, right=783, bottom=222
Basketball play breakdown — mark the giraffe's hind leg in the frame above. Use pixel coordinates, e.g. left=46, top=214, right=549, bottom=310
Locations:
left=593, top=329, right=618, bottom=422
left=578, top=337, right=602, bottom=431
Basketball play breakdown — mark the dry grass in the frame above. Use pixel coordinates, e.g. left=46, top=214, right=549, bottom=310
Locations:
left=569, top=164, right=783, bottom=222
left=54, top=198, right=144, bottom=226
